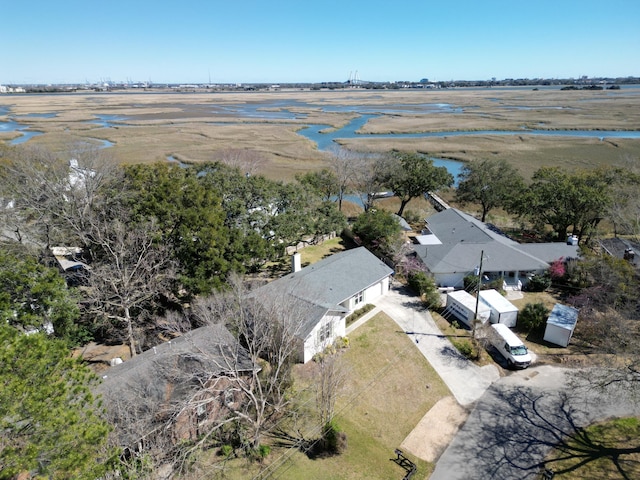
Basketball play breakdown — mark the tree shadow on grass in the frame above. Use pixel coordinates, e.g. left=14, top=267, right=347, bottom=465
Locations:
left=450, top=383, right=640, bottom=479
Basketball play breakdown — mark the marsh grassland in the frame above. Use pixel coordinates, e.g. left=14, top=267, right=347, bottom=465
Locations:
left=1, top=88, right=639, bottom=180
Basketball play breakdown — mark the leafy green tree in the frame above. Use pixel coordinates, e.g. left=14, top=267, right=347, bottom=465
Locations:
left=311, top=201, right=347, bottom=240
left=297, top=168, right=339, bottom=202
left=378, top=151, right=454, bottom=217
left=123, top=163, right=231, bottom=293
left=407, top=271, right=441, bottom=308
left=352, top=209, right=402, bottom=258
left=455, top=158, right=525, bottom=222
left=0, top=325, right=114, bottom=479
left=606, top=162, right=640, bottom=239
left=518, top=302, right=550, bottom=332
left=514, top=167, right=613, bottom=242
left=0, top=249, right=85, bottom=345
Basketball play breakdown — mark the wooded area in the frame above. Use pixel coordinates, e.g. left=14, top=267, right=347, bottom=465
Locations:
left=1, top=141, right=639, bottom=478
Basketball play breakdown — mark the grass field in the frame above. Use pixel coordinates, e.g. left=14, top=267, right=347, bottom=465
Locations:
left=544, top=417, right=640, bottom=479
left=2, top=88, right=639, bottom=181
left=272, top=313, right=449, bottom=480
left=189, top=313, right=448, bottom=480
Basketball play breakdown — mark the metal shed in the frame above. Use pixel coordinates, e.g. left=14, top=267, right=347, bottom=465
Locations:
left=543, top=304, right=579, bottom=347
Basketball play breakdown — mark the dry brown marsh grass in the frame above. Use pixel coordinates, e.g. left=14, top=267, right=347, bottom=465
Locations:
left=2, top=88, right=639, bottom=180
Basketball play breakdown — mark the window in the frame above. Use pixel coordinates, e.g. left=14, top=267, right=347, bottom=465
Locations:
left=354, top=290, right=364, bottom=306
left=318, top=322, right=332, bottom=343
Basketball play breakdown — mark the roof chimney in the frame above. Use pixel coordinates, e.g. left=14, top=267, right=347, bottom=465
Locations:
left=292, top=252, right=302, bottom=273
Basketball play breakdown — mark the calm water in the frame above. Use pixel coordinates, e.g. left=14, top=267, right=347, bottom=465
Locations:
left=3, top=97, right=640, bottom=174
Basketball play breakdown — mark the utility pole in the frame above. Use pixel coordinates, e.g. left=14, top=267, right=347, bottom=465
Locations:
left=472, top=250, right=484, bottom=341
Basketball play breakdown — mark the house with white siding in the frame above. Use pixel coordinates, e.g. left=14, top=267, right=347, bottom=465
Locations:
left=413, top=209, right=580, bottom=290
left=251, top=247, right=393, bottom=363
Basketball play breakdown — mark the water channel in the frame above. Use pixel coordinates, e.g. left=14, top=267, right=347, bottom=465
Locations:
left=2, top=99, right=640, bottom=180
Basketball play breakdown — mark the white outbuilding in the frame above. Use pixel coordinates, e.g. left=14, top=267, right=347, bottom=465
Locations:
left=543, top=304, right=579, bottom=347
left=445, top=290, right=491, bottom=328
left=479, top=289, right=519, bottom=327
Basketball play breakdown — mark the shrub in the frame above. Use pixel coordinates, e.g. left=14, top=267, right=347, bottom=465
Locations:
left=220, top=445, right=233, bottom=457
left=464, top=274, right=480, bottom=292
left=403, top=210, right=421, bottom=224
left=408, top=271, right=441, bottom=308
left=487, top=277, right=505, bottom=293
left=345, top=304, right=375, bottom=326
left=519, top=302, right=549, bottom=332
left=321, top=420, right=347, bottom=455
left=258, top=444, right=271, bottom=460
left=451, top=338, right=478, bottom=360
left=525, top=273, right=551, bottom=292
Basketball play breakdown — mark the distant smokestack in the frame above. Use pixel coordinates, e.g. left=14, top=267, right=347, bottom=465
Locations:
left=292, top=252, right=301, bottom=273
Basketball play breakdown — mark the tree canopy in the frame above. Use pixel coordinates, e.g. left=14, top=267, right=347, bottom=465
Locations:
left=0, top=249, right=84, bottom=345
left=378, top=151, right=454, bottom=217
left=513, top=166, right=615, bottom=242
left=352, top=209, right=402, bottom=259
left=0, top=325, right=113, bottom=479
left=455, top=158, right=525, bottom=222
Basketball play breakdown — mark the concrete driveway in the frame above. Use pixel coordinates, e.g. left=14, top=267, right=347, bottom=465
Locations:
left=372, top=284, right=500, bottom=406
left=364, top=284, right=640, bottom=479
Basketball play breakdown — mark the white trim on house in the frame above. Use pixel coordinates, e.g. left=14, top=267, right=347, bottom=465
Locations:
left=412, top=209, right=580, bottom=289
left=251, top=247, right=393, bottom=363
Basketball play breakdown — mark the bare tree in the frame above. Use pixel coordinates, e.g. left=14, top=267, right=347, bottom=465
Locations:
left=607, top=157, right=640, bottom=240
left=0, top=143, right=120, bottom=247
left=215, top=148, right=267, bottom=176
left=315, top=352, right=347, bottom=428
left=85, top=213, right=175, bottom=357
left=192, top=274, right=309, bottom=451
left=350, top=152, right=387, bottom=212
left=97, top=322, right=254, bottom=477
left=325, top=146, right=358, bottom=212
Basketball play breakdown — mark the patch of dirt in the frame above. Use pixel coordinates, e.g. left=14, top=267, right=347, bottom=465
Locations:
left=400, top=396, right=469, bottom=463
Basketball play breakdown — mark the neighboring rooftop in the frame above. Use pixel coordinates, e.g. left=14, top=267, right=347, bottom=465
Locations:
left=414, top=209, right=580, bottom=275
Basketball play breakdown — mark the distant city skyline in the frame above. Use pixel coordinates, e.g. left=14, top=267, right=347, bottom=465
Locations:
left=2, top=0, right=638, bottom=85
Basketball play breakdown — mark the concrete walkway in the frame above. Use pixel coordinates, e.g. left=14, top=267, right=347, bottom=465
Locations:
left=368, top=284, right=500, bottom=407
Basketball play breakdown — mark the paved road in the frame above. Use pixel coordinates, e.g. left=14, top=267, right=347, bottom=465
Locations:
left=373, top=284, right=499, bottom=406
left=430, top=365, right=640, bottom=480
left=369, top=284, right=640, bottom=479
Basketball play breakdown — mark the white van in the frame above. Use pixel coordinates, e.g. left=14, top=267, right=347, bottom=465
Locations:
left=490, top=324, right=532, bottom=369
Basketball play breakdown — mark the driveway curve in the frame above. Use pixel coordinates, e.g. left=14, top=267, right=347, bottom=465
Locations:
left=373, top=284, right=500, bottom=407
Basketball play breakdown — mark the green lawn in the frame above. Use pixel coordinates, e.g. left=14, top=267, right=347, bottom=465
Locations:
left=189, top=313, right=448, bottom=479
left=545, top=417, right=640, bottom=479
left=272, top=313, right=450, bottom=479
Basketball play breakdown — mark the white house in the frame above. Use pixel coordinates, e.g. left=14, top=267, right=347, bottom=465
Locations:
left=412, top=209, right=580, bottom=290
left=250, top=247, right=394, bottom=363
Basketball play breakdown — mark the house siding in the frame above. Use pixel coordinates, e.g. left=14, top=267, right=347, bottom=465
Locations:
left=301, top=313, right=345, bottom=363
left=342, top=277, right=390, bottom=311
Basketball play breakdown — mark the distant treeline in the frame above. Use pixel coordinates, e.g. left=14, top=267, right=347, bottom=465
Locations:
left=7, top=76, right=640, bottom=94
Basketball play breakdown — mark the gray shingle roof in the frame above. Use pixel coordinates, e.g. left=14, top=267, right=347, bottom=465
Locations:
left=251, top=247, right=393, bottom=338
left=416, top=209, right=580, bottom=274
left=96, top=323, right=254, bottom=398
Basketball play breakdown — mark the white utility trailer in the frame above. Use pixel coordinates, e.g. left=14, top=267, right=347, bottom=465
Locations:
left=479, top=289, right=519, bottom=327
left=446, top=290, right=490, bottom=328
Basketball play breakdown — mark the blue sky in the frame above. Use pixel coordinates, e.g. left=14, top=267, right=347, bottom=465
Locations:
left=2, top=0, right=638, bottom=85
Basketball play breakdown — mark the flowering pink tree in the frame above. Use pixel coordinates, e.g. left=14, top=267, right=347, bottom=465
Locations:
left=549, top=258, right=566, bottom=279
